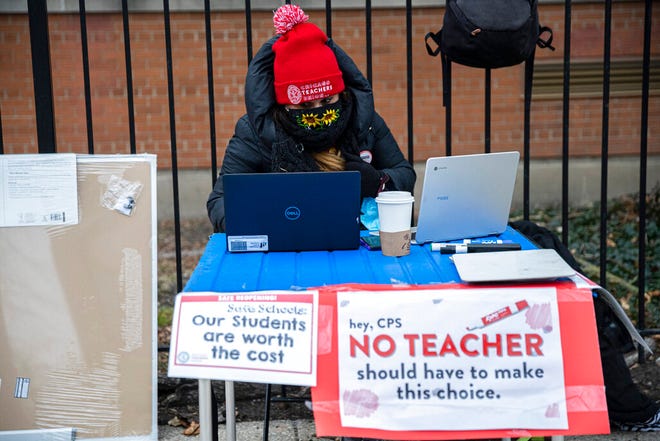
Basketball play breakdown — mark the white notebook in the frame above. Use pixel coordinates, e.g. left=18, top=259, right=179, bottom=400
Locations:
left=452, top=249, right=577, bottom=283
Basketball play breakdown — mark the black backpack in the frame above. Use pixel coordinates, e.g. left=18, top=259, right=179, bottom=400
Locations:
left=425, top=0, right=554, bottom=69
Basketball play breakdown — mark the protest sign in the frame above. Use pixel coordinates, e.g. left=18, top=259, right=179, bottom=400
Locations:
left=312, top=283, right=609, bottom=440
left=168, top=290, right=318, bottom=386
left=337, top=287, right=566, bottom=430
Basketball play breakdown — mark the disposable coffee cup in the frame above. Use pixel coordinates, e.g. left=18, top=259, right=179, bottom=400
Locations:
left=375, top=191, right=414, bottom=257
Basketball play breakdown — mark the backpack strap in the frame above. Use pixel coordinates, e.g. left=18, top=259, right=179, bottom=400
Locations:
left=441, top=51, right=451, bottom=108
left=537, top=26, right=555, bottom=51
left=424, top=29, right=442, bottom=57
left=443, top=53, right=452, bottom=155
left=424, top=29, right=452, bottom=110
left=524, top=52, right=534, bottom=114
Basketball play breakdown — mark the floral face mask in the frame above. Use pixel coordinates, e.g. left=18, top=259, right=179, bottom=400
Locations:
left=280, top=96, right=353, bottom=152
left=286, top=100, right=343, bottom=131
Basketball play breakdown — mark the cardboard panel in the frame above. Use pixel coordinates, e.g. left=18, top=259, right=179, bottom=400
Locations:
left=0, top=155, right=157, bottom=440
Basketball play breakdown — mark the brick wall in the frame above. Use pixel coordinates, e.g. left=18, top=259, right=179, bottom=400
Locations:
left=0, top=2, right=658, bottom=168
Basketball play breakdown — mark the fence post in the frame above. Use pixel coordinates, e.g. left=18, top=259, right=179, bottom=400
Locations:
left=27, top=0, right=56, bottom=153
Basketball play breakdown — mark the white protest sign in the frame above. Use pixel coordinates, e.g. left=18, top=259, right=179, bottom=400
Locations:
left=168, top=291, right=318, bottom=386
left=337, top=287, right=567, bottom=431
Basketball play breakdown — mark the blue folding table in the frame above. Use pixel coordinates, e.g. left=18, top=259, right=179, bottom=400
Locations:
left=184, top=227, right=537, bottom=292
left=181, top=227, right=543, bottom=441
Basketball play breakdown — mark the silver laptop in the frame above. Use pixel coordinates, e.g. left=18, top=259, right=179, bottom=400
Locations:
left=415, top=151, right=520, bottom=243
left=452, top=249, right=577, bottom=283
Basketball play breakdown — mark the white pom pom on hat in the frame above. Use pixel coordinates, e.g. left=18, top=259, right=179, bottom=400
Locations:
left=272, top=4, right=345, bottom=105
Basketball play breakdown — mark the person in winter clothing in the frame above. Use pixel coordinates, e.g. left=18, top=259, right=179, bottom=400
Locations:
left=207, top=4, right=415, bottom=232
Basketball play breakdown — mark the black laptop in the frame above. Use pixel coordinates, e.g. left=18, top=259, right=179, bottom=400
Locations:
left=223, top=171, right=361, bottom=252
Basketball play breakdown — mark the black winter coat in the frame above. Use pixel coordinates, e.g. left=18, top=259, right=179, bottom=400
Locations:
left=207, top=36, right=416, bottom=232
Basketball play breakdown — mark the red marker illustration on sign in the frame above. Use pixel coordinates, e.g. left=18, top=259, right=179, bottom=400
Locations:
left=466, top=300, right=530, bottom=330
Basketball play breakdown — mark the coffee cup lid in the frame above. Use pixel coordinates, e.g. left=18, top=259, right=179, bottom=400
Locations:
left=375, top=193, right=414, bottom=204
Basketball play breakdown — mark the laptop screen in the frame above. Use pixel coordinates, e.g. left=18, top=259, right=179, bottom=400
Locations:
left=223, top=171, right=361, bottom=252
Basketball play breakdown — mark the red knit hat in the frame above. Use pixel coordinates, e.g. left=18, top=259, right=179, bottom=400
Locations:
left=272, top=5, right=345, bottom=105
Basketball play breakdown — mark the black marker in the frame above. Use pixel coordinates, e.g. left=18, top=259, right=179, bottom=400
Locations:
left=431, top=243, right=521, bottom=254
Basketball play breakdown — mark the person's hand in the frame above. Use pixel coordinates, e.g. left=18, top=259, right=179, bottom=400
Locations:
left=343, top=152, right=384, bottom=198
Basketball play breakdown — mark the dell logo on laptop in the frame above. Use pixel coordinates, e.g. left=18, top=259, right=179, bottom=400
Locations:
left=284, top=206, right=301, bottom=220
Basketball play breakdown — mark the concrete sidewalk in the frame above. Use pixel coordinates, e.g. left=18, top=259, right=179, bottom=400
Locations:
left=158, top=420, right=660, bottom=441
left=158, top=420, right=318, bottom=441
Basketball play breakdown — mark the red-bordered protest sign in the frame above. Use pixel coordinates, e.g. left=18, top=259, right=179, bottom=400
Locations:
left=311, top=282, right=609, bottom=440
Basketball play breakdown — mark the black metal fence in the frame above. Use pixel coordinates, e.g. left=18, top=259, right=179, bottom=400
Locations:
left=1, top=0, right=657, bottom=341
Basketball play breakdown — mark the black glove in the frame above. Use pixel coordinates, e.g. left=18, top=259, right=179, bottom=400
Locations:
left=343, top=152, right=384, bottom=198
